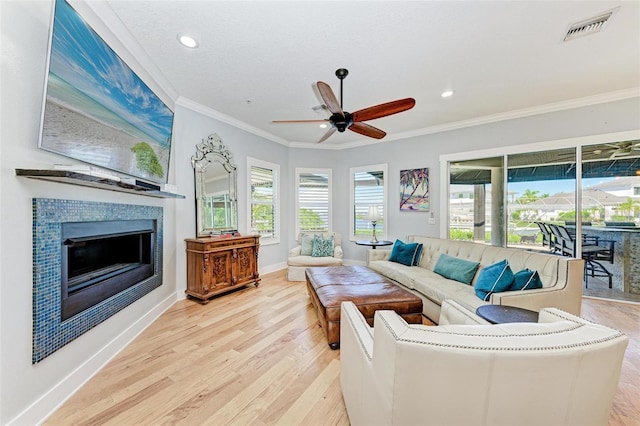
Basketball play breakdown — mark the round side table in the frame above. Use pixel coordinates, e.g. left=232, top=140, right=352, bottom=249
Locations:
left=476, top=305, right=539, bottom=324
left=355, top=240, right=393, bottom=250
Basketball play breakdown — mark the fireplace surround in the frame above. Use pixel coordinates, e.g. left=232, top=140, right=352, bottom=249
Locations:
left=32, top=198, right=163, bottom=363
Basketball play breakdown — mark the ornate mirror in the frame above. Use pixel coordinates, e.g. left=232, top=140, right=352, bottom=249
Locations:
left=192, top=134, right=238, bottom=236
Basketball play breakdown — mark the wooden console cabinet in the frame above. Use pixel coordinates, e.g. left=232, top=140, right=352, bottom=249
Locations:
left=185, top=235, right=260, bottom=303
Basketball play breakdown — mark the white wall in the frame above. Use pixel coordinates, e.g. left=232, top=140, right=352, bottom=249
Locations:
left=173, top=101, right=292, bottom=296
left=291, top=97, right=640, bottom=263
left=1, top=1, right=180, bottom=423
left=2, top=0, right=639, bottom=423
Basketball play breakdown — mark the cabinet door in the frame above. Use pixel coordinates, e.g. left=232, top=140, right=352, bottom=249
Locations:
left=206, top=250, right=233, bottom=290
left=233, top=246, right=257, bottom=285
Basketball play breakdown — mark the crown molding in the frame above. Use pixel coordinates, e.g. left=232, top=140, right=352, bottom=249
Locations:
left=182, top=89, right=639, bottom=151
left=175, top=97, right=290, bottom=147
left=409, top=87, right=640, bottom=138
left=283, top=88, right=640, bottom=150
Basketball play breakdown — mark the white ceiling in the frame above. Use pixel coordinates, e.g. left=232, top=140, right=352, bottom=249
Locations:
left=96, top=1, right=640, bottom=148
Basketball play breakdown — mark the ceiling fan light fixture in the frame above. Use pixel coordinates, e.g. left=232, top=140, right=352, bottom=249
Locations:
left=177, top=33, right=199, bottom=48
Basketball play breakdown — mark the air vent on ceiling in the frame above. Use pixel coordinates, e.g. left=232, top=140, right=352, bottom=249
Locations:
left=563, top=10, right=615, bottom=42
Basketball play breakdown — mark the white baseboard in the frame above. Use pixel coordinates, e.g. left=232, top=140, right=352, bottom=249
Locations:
left=257, top=259, right=364, bottom=275
left=11, top=294, right=177, bottom=426
left=343, top=259, right=366, bottom=266
left=260, top=261, right=287, bottom=275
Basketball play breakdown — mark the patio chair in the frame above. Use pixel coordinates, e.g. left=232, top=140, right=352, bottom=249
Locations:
left=535, top=221, right=554, bottom=251
left=552, top=225, right=614, bottom=288
left=546, top=223, right=566, bottom=254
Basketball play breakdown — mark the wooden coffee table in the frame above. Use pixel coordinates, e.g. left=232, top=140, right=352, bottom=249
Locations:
left=305, top=265, right=423, bottom=349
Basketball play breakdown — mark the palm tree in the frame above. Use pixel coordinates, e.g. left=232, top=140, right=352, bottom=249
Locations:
left=617, top=197, right=640, bottom=221
left=400, top=168, right=429, bottom=209
left=517, top=189, right=549, bottom=204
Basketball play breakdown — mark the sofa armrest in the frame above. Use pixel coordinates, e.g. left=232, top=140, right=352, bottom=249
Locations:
left=340, top=301, right=376, bottom=425
left=491, top=258, right=583, bottom=316
left=288, top=245, right=302, bottom=257
left=538, top=307, right=587, bottom=325
left=334, top=245, right=343, bottom=259
left=439, top=300, right=490, bottom=325
left=341, top=301, right=373, bottom=358
left=366, top=248, right=391, bottom=265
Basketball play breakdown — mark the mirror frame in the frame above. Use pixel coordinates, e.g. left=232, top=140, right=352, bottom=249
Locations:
left=192, top=133, right=238, bottom=236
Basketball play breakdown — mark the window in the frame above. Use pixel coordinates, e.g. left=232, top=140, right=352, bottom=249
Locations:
left=350, top=164, right=387, bottom=241
left=442, top=135, right=640, bottom=304
left=448, top=156, right=504, bottom=245
left=247, top=158, right=280, bottom=244
left=295, top=168, right=332, bottom=236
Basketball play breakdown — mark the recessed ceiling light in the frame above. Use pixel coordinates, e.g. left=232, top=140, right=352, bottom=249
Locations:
left=319, top=123, right=328, bottom=129
left=177, top=33, right=199, bottom=48
left=441, top=90, right=454, bottom=98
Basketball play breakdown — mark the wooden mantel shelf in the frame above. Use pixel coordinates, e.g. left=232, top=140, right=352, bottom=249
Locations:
left=16, top=169, right=186, bottom=199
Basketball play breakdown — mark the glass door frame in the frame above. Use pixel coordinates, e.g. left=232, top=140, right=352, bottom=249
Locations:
left=439, top=130, right=640, bottom=246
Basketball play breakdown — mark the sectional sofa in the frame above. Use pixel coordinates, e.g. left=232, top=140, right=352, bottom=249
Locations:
left=366, top=235, right=584, bottom=323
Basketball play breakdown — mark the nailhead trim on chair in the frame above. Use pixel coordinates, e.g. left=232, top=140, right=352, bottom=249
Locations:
left=378, top=313, right=625, bottom=351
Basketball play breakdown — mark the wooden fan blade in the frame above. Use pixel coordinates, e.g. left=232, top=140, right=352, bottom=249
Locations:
left=317, top=81, right=344, bottom=117
left=316, top=127, right=338, bottom=143
left=272, top=119, right=329, bottom=123
left=317, top=127, right=337, bottom=143
left=352, top=98, right=415, bottom=122
left=348, top=122, right=386, bottom=139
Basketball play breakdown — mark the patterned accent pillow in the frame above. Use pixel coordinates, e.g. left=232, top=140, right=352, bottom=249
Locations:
left=311, top=235, right=334, bottom=257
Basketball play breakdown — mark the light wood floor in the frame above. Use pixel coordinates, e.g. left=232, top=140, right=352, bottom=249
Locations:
left=45, top=270, right=639, bottom=425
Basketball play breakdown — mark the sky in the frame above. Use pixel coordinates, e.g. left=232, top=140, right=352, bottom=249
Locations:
left=48, top=0, right=174, bottom=147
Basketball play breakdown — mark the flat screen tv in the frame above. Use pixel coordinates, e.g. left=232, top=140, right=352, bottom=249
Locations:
left=39, top=0, right=174, bottom=184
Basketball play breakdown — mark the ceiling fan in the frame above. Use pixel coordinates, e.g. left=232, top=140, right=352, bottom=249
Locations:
left=605, top=141, right=640, bottom=160
left=273, top=68, right=416, bottom=143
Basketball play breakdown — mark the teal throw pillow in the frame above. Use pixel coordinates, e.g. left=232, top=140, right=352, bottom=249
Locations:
left=474, top=259, right=515, bottom=301
left=300, top=233, right=315, bottom=256
left=510, top=269, right=543, bottom=291
left=388, top=239, right=423, bottom=266
left=433, top=253, right=480, bottom=285
left=311, top=235, right=334, bottom=257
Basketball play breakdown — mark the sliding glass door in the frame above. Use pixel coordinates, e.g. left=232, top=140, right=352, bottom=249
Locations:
left=446, top=139, right=640, bottom=303
left=448, top=156, right=505, bottom=246
left=506, top=148, right=576, bottom=249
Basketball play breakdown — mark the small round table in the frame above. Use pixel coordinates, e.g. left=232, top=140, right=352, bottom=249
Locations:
left=476, top=305, right=539, bottom=324
left=356, top=240, right=393, bottom=249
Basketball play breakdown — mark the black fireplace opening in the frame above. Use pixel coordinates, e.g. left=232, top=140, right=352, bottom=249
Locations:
left=61, top=219, right=156, bottom=321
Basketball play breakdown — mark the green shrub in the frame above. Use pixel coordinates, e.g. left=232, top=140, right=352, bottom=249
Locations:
left=131, top=142, right=164, bottom=178
left=450, top=229, right=473, bottom=241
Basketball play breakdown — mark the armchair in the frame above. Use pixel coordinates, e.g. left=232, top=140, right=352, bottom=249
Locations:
left=340, top=300, right=628, bottom=426
left=287, top=232, right=343, bottom=281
